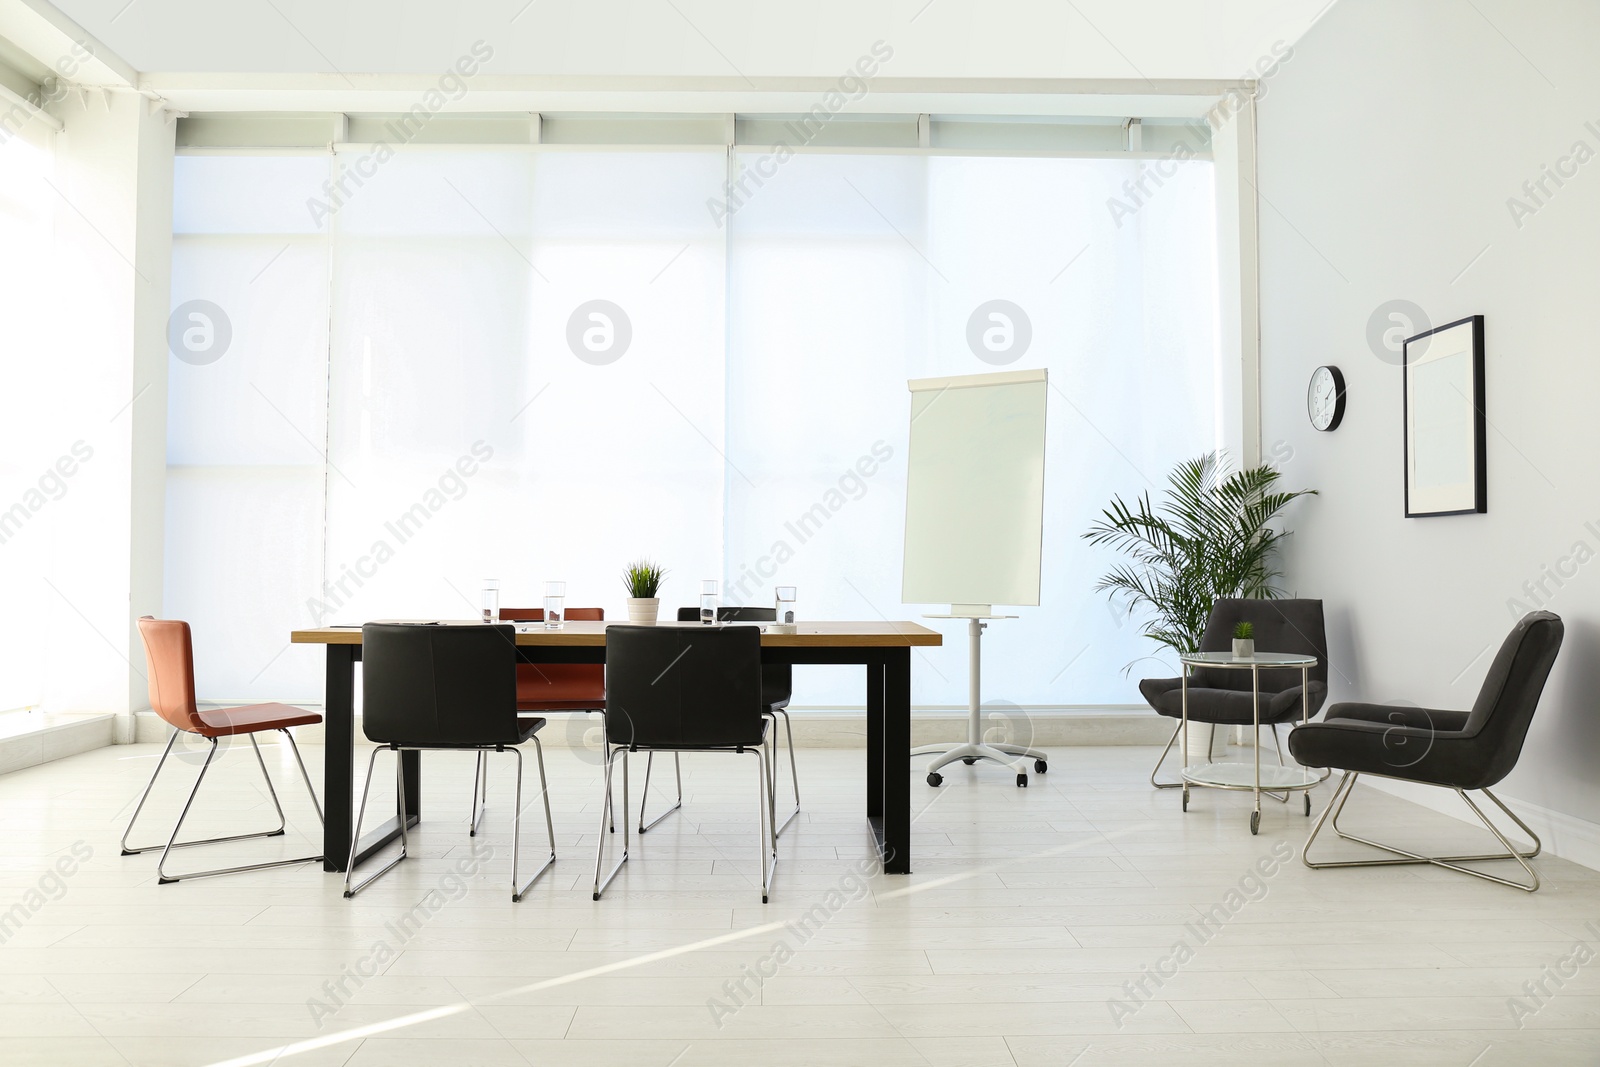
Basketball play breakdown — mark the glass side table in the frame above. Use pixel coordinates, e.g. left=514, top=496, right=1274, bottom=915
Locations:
left=1178, top=651, right=1328, bottom=835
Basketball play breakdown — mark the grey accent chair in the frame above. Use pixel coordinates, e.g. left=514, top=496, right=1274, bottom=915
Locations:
left=1289, top=611, right=1562, bottom=892
left=1139, top=598, right=1329, bottom=791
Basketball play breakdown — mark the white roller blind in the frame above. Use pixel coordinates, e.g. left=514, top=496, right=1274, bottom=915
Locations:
left=166, top=146, right=1220, bottom=708
left=166, top=153, right=331, bottom=701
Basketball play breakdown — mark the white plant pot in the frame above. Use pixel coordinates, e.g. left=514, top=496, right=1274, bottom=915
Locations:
left=627, top=597, right=660, bottom=624
left=1232, top=638, right=1254, bottom=659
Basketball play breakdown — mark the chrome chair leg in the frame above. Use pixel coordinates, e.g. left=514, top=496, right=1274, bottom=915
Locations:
left=469, top=751, right=488, bottom=836
left=124, top=732, right=290, bottom=855
left=767, top=709, right=800, bottom=837
left=344, top=746, right=408, bottom=898
left=153, top=734, right=323, bottom=884
left=1302, top=771, right=1542, bottom=891
left=282, top=728, right=325, bottom=826
left=121, top=731, right=180, bottom=853
left=637, top=751, right=683, bottom=834
left=593, top=746, right=630, bottom=899
left=510, top=742, right=556, bottom=902
left=751, top=746, right=776, bottom=903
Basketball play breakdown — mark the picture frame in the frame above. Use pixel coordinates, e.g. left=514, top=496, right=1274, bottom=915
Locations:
left=1403, top=314, right=1486, bottom=517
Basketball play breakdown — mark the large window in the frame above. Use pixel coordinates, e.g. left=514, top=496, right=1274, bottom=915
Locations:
left=166, top=144, right=1219, bottom=708
left=0, top=133, right=58, bottom=712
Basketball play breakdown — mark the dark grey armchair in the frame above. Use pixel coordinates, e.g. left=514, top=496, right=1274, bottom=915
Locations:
left=1288, top=610, right=1562, bottom=892
left=1139, top=598, right=1329, bottom=790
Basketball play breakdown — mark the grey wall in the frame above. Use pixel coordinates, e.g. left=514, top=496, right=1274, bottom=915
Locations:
left=1257, top=1, right=1600, bottom=830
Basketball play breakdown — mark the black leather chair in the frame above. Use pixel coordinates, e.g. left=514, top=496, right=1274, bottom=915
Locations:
left=594, top=624, right=775, bottom=902
left=1139, top=598, right=1329, bottom=791
left=345, top=623, right=557, bottom=901
left=1289, top=611, right=1563, bottom=892
left=641, top=607, right=798, bottom=837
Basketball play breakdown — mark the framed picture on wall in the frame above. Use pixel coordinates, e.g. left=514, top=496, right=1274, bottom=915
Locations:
left=1403, top=314, right=1486, bottom=517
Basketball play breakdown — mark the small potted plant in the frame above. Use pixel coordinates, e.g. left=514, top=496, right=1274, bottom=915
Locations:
left=622, top=559, right=666, bottom=624
left=1232, top=621, right=1255, bottom=659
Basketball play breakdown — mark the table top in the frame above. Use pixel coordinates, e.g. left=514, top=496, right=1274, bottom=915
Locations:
left=292, top=620, right=944, bottom=647
left=1179, top=651, right=1318, bottom=668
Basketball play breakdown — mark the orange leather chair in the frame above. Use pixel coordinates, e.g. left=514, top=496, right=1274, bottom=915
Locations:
left=466, top=606, right=606, bottom=834
left=122, top=617, right=324, bottom=883
left=500, top=606, right=606, bottom=711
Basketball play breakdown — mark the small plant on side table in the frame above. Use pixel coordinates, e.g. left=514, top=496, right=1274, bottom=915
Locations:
left=1232, top=621, right=1255, bottom=659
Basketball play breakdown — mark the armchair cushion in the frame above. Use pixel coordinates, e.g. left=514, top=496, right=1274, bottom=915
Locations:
left=1324, top=702, right=1470, bottom=734
left=1141, top=676, right=1327, bottom=726
left=1287, top=716, right=1489, bottom=790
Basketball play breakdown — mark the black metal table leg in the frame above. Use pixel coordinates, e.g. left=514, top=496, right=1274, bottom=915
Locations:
left=881, top=649, right=911, bottom=874
left=866, top=661, right=885, bottom=820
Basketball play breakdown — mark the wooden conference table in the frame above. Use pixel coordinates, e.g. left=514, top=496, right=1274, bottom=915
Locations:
left=291, top=620, right=942, bottom=876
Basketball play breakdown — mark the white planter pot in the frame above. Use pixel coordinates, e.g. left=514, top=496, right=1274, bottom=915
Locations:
left=627, top=597, right=660, bottom=624
left=1232, top=638, right=1254, bottom=659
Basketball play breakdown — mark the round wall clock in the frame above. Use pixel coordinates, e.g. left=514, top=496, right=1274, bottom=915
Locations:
left=1307, top=365, right=1346, bottom=431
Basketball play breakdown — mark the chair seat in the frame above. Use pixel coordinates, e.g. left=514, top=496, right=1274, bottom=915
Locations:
left=625, top=716, right=770, bottom=752
left=1289, top=703, right=1487, bottom=789
left=380, top=718, right=548, bottom=750
left=1140, top=678, right=1327, bottom=725
left=520, top=699, right=605, bottom=713
left=195, top=703, right=322, bottom=738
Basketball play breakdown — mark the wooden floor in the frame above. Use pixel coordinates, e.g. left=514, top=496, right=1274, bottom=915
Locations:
left=2, top=736, right=1599, bottom=1066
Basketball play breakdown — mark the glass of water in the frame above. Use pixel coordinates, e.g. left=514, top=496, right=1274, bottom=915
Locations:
left=775, top=586, right=797, bottom=628
left=543, top=580, right=566, bottom=630
left=699, top=579, right=718, bottom=625
left=481, top=578, right=500, bottom=623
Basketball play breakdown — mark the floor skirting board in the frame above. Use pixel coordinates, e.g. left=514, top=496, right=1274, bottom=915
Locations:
left=131, top=707, right=1175, bottom=748
left=0, top=712, right=117, bottom=774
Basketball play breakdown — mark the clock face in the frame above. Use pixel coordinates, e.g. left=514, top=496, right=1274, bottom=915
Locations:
left=1308, top=365, right=1345, bottom=431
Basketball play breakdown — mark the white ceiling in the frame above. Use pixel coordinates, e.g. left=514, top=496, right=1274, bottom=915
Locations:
left=53, top=0, right=1335, bottom=79
left=19, top=0, right=1339, bottom=114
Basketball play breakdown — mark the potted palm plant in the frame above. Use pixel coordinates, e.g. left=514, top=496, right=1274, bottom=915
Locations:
left=622, top=559, right=666, bottom=624
left=1083, top=451, right=1314, bottom=660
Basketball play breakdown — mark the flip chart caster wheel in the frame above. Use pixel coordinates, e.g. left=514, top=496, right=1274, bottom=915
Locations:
left=1251, top=811, right=1261, bottom=835
left=1034, top=759, right=1048, bottom=773
left=1304, top=793, right=1312, bottom=816
left=927, top=772, right=943, bottom=787
left=1182, top=787, right=1189, bottom=812
left=1016, top=773, right=1028, bottom=788
left=962, top=757, right=976, bottom=765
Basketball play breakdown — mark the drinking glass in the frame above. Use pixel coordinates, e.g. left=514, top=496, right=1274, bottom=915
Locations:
left=699, top=579, right=718, bottom=625
left=481, top=578, right=500, bottom=623
left=775, top=586, right=798, bottom=626
left=543, top=580, right=566, bottom=630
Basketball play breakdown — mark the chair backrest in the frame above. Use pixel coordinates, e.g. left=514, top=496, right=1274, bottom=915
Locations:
left=1195, top=598, right=1328, bottom=694
left=500, top=606, right=604, bottom=622
left=361, top=623, right=520, bottom=746
left=678, top=606, right=793, bottom=706
left=605, top=624, right=764, bottom=748
left=137, top=617, right=204, bottom=734
left=676, top=606, right=772, bottom=624
left=1463, top=611, right=1563, bottom=782
left=501, top=608, right=605, bottom=704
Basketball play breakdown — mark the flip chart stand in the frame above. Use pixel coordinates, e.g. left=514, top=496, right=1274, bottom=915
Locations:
left=913, top=608, right=1048, bottom=788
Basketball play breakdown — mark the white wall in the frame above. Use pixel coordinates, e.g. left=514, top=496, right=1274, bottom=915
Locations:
left=1257, top=0, right=1600, bottom=855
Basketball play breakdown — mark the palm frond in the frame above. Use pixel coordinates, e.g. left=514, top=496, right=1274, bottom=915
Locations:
left=1081, top=450, right=1315, bottom=663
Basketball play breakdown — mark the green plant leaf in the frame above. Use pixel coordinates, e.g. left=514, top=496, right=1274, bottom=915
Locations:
left=1082, top=451, right=1314, bottom=665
